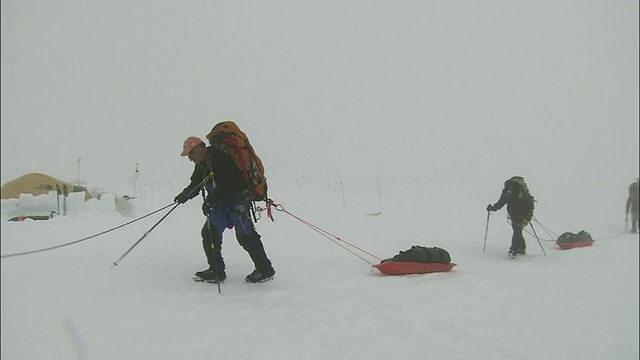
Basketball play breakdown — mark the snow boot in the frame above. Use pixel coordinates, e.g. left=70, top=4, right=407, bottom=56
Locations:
left=245, top=267, right=275, bottom=283
left=195, top=268, right=227, bottom=283
left=508, top=249, right=525, bottom=258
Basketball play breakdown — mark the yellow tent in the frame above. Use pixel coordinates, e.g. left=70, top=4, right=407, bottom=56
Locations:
left=1, top=173, right=91, bottom=200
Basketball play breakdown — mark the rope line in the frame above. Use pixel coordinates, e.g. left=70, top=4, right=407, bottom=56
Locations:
left=517, top=216, right=631, bottom=243
left=258, top=200, right=382, bottom=266
left=1, top=203, right=176, bottom=259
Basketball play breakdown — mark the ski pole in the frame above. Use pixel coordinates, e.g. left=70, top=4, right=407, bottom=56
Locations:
left=483, top=210, right=490, bottom=252
left=113, top=203, right=180, bottom=266
left=529, top=221, right=546, bottom=256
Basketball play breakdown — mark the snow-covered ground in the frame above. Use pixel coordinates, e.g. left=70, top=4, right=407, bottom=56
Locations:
left=2, top=1, right=638, bottom=359
left=1, top=182, right=638, bottom=359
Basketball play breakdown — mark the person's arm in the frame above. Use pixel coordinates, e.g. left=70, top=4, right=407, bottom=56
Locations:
left=175, top=166, right=205, bottom=203
left=487, top=189, right=508, bottom=211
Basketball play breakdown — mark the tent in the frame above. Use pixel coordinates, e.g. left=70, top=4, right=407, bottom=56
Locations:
left=1, top=173, right=91, bottom=200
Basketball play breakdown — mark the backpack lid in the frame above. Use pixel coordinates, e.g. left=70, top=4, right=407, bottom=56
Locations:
left=206, top=120, right=243, bottom=142
left=504, top=176, right=534, bottom=202
left=505, top=176, right=528, bottom=190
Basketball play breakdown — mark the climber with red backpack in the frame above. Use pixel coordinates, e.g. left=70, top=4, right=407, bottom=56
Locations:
left=174, top=120, right=275, bottom=284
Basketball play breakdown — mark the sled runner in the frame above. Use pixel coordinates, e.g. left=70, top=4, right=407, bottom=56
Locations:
left=557, top=240, right=594, bottom=250
left=373, top=261, right=457, bottom=275
left=374, top=245, right=455, bottom=275
left=9, top=214, right=53, bottom=222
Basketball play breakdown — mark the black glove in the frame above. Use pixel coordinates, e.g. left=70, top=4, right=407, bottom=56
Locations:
left=486, top=204, right=497, bottom=212
left=174, top=191, right=189, bottom=204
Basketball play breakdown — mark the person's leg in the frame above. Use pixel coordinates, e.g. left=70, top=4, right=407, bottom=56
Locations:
left=230, top=204, right=275, bottom=282
left=510, top=221, right=526, bottom=254
left=198, top=220, right=225, bottom=278
left=195, top=213, right=229, bottom=282
left=237, top=232, right=274, bottom=273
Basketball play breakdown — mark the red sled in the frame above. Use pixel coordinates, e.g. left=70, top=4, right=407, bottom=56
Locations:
left=373, top=262, right=457, bottom=275
left=557, top=240, right=594, bottom=250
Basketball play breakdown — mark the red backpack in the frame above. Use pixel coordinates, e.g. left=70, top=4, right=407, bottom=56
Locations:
left=206, top=120, right=267, bottom=201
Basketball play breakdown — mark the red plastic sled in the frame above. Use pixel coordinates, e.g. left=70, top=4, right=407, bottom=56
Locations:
left=373, top=262, right=457, bottom=275
left=557, top=240, right=594, bottom=250
left=8, top=215, right=51, bottom=222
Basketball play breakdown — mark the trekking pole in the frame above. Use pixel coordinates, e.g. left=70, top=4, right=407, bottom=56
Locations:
left=483, top=210, right=491, bottom=252
left=529, top=221, right=547, bottom=256
left=206, top=218, right=222, bottom=294
left=113, top=203, right=180, bottom=266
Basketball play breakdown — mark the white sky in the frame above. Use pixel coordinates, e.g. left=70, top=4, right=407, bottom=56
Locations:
left=1, top=1, right=638, bottom=195
left=1, top=2, right=639, bottom=357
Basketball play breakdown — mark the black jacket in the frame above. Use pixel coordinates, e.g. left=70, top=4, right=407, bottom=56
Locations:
left=492, top=185, right=534, bottom=221
left=179, top=146, right=250, bottom=204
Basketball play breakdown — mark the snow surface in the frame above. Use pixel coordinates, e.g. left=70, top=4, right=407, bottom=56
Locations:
left=1, top=185, right=639, bottom=360
left=2, top=1, right=639, bottom=359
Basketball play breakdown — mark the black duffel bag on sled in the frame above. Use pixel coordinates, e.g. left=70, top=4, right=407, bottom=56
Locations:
left=374, top=245, right=456, bottom=275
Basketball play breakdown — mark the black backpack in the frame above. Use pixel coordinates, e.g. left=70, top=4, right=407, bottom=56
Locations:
left=504, top=176, right=535, bottom=217
left=381, top=246, right=451, bottom=264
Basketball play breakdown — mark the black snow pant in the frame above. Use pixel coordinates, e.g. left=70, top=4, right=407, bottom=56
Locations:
left=206, top=202, right=274, bottom=274
left=236, top=232, right=273, bottom=272
left=509, top=218, right=527, bottom=254
left=201, top=221, right=226, bottom=278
